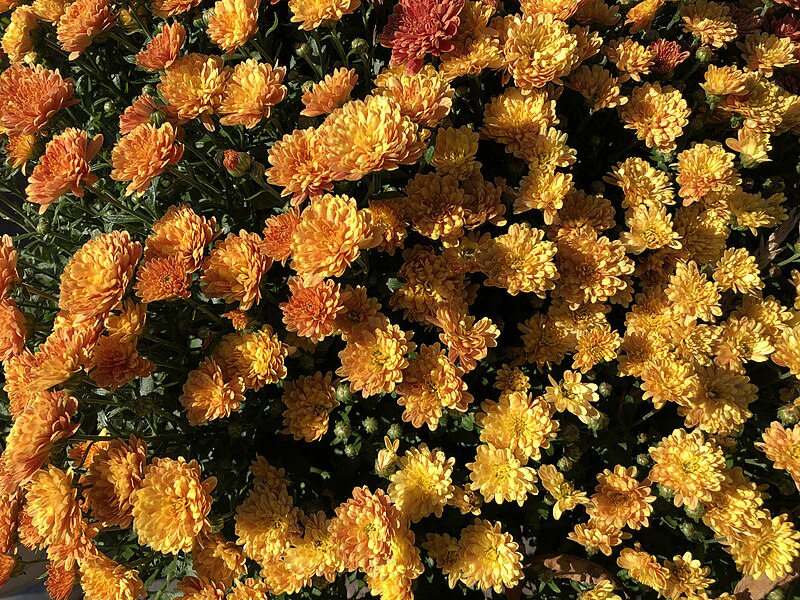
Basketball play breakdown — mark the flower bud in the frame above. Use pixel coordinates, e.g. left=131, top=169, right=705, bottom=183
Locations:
left=598, top=382, right=612, bottom=397
left=767, top=589, right=786, bottom=600
left=565, top=445, right=582, bottom=460
left=194, top=9, right=212, bottom=28
left=344, top=444, right=358, bottom=458
left=386, top=423, right=403, bottom=440
left=657, top=484, right=674, bottom=501
left=778, top=404, right=800, bottom=426
left=679, top=522, right=695, bottom=538
left=635, top=453, right=650, bottom=467
left=362, top=417, right=379, bottom=434
left=695, top=45, right=714, bottom=64
left=142, top=84, right=157, bottom=96
left=587, top=413, right=609, bottom=432
left=336, top=383, right=353, bottom=404
left=333, top=421, right=351, bottom=439
left=556, top=456, right=574, bottom=471
left=149, top=109, right=168, bottom=127
left=561, top=423, right=580, bottom=442
left=296, top=43, right=312, bottom=59
left=352, top=38, right=369, bottom=55
left=218, top=149, right=253, bottom=177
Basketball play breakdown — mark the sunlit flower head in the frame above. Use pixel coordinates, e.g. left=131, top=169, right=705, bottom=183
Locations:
left=337, top=321, right=414, bottom=397
left=680, top=0, right=737, bottom=48
left=145, top=204, right=217, bottom=272
left=478, top=223, right=558, bottom=296
left=158, top=54, right=229, bottom=130
left=301, top=67, right=358, bottom=117
left=618, top=83, right=690, bottom=152
left=457, top=519, right=523, bottom=593
left=201, top=230, right=271, bottom=310
left=207, top=0, right=259, bottom=54
left=374, top=64, right=454, bottom=127
left=2, top=6, right=40, bottom=63
left=477, top=391, right=558, bottom=461
left=110, top=122, right=184, bottom=196
left=192, top=533, right=246, bottom=587
left=617, top=543, right=669, bottom=592
left=56, top=0, right=116, bottom=59
left=79, top=551, right=145, bottom=600
left=281, top=371, right=339, bottom=442
left=179, top=357, right=246, bottom=426
left=213, top=325, right=289, bottom=391
left=218, top=59, right=287, bottom=128
left=135, top=22, right=185, bottom=71
left=0, top=64, right=75, bottom=136
left=288, top=0, right=360, bottom=31
left=467, top=443, right=537, bottom=506
left=388, top=444, right=455, bottom=522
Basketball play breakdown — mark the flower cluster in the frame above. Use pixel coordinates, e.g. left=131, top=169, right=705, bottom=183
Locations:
left=0, top=0, right=799, bottom=599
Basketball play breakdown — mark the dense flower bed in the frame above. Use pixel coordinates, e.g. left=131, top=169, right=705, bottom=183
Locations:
left=0, top=0, right=799, bottom=598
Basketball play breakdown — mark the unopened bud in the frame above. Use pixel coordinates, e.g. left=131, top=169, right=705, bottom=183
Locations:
left=386, top=423, right=403, bottom=440
left=352, top=38, right=369, bottom=55
left=344, top=444, right=358, bottom=458
left=218, top=149, right=253, bottom=177
left=149, top=109, right=167, bottom=127
left=561, top=423, right=580, bottom=442
left=335, top=383, right=353, bottom=404
left=333, top=421, right=351, bottom=439
left=695, top=46, right=714, bottom=64
left=598, top=382, right=612, bottom=397
left=636, top=453, right=650, bottom=467
left=296, top=43, right=312, bottom=59
left=657, top=484, right=674, bottom=501
left=556, top=456, right=574, bottom=471
left=362, top=417, right=379, bottom=434
left=778, top=404, right=800, bottom=426
left=679, top=522, right=696, bottom=538
left=587, top=413, right=609, bottom=432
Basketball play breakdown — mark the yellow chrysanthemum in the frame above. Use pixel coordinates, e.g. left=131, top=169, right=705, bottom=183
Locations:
left=617, top=543, right=669, bottom=592
left=467, top=443, right=537, bottom=506
left=588, top=466, right=654, bottom=530
left=300, top=67, right=357, bottom=117
left=457, top=519, right=523, bottom=593
left=618, top=83, right=690, bottom=152
left=56, top=0, right=115, bottom=59
left=192, top=533, right=246, bottom=587
left=217, top=60, right=287, bottom=128
left=476, top=391, right=558, bottom=461
left=337, top=322, right=414, bottom=397
left=675, top=142, right=740, bottom=205
left=288, top=0, right=360, bottom=30
left=728, top=513, right=800, bottom=581
left=158, top=54, right=229, bottom=130
left=281, top=371, right=339, bottom=442
left=478, top=223, right=558, bottom=296
left=680, top=0, right=737, bottom=48
left=131, top=457, right=216, bottom=554
left=207, top=0, right=259, bottom=54
left=388, top=444, right=455, bottom=522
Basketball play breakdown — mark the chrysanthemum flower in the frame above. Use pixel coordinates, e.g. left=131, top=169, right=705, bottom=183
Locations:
left=403, top=172, right=466, bottom=242
left=663, top=552, right=714, bottom=599
left=726, top=126, right=772, bottom=167
left=566, top=65, right=627, bottom=111
left=373, top=64, right=454, bottom=127
left=301, top=67, right=357, bottom=117
left=388, top=444, right=454, bottom=522
left=713, top=248, right=763, bottom=296
left=144, top=205, right=217, bottom=272
left=467, top=443, right=537, bottom=506
left=424, top=532, right=465, bottom=588
left=756, top=421, right=800, bottom=485
left=363, top=523, right=423, bottom=597
left=280, top=278, right=343, bottom=343
left=2, top=6, right=39, bottom=63
left=226, top=577, right=270, bottom=599
left=430, top=303, right=499, bottom=371
left=179, top=357, right=246, bottom=426
left=24, top=466, right=84, bottom=553
left=648, top=38, right=690, bottom=74
left=543, top=370, right=599, bottom=424
left=0, top=298, right=26, bottom=362
left=218, top=60, right=287, bottom=128
left=729, top=513, right=800, bottom=581
left=739, top=32, right=799, bottom=78
left=131, top=457, right=216, bottom=554
left=135, top=22, right=185, bottom=71
left=702, top=65, right=755, bottom=99
left=624, top=0, right=664, bottom=32
left=378, top=0, right=463, bottom=72
left=134, top=255, right=192, bottom=303
left=260, top=208, right=300, bottom=265
left=365, top=199, right=408, bottom=256
left=605, top=38, right=655, bottom=81
left=213, top=325, right=289, bottom=390
left=174, top=575, right=226, bottom=599
left=0, top=236, right=19, bottom=300
left=158, top=54, right=229, bottom=130
left=266, top=128, right=334, bottom=204
left=59, top=231, right=142, bottom=322
left=30, top=0, right=68, bottom=21
left=555, top=230, right=633, bottom=307
left=665, top=260, right=722, bottom=323
left=290, top=194, right=374, bottom=285
left=396, top=342, right=471, bottom=430
left=284, top=512, right=342, bottom=583
left=235, top=481, right=302, bottom=564
left=648, top=428, right=726, bottom=509
left=151, top=0, right=200, bottom=17
left=281, top=371, right=339, bottom=442
left=56, top=0, right=116, bottom=59
left=207, top=0, right=258, bottom=54
left=118, top=94, right=182, bottom=135
left=89, top=334, right=155, bottom=391
left=605, top=157, right=674, bottom=209
left=288, top=0, right=360, bottom=30
left=192, top=533, right=247, bottom=587
left=45, top=562, right=76, bottom=600
left=502, top=14, right=579, bottom=90
left=588, top=466, right=654, bottom=530
left=521, top=313, right=575, bottom=369
left=702, top=467, right=766, bottom=539
left=201, top=230, right=271, bottom=309
left=617, top=544, right=669, bottom=592
left=457, top=519, right=523, bottom=593
left=728, top=189, right=787, bottom=234
left=0, top=64, right=75, bottom=136
left=538, top=464, right=591, bottom=519
left=79, top=551, right=145, bottom=600
left=25, top=128, right=103, bottom=214
left=329, top=486, right=401, bottom=572
left=680, top=0, right=737, bottom=48
left=618, top=83, right=690, bottom=152
left=4, top=133, right=37, bottom=174
left=675, top=142, right=740, bottom=204
left=333, top=285, right=384, bottom=339
left=568, top=519, right=627, bottom=557
left=621, top=204, right=682, bottom=254
left=478, top=223, right=557, bottom=296
left=431, top=126, right=480, bottom=178
left=515, top=168, right=573, bottom=224
left=319, top=95, right=427, bottom=181
left=477, top=391, right=558, bottom=461
left=110, top=122, right=184, bottom=196
left=439, top=27, right=504, bottom=81
left=83, top=436, right=147, bottom=528
left=337, top=321, right=414, bottom=397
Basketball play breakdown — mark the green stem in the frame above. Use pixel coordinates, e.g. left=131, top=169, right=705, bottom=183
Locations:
left=90, top=185, right=150, bottom=222
left=18, top=283, right=59, bottom=302
left=108, top=30, right=141, bottom=55
left=185, top=297, right=223, bottom=324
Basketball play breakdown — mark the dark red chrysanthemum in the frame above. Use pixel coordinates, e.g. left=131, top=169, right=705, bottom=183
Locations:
left=648, top=39, right=690, bottom=75
left=377, top=0, right=464, bottom=73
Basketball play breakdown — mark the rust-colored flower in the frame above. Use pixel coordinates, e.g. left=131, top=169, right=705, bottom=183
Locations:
left=56, top=0, right=116, bottom=59
left=45, top=562, right=76, bottom=600
left=0, top=64, right=75, bottom=136
left=88, top=334, right=154, bottom=391
left=158, top=53, right=229, bottom=130
left=25, top=128, right=103, bottom=214
left=59, top=231, right=142, bottom=322
left=110, top=122, right=184, bottom=196
left=648, top=39, right=690, bottom=75
left=0, top=236, right=19, bottom=300
left=131, top=457, right=216, bottom=554
left=280, top=278, right=343, bottom=343
left=134, top=255, right=192, bottom=302
left=261, top=207, right=300, bottom=265
left=135, top=22, right=185, bottom=71
left=218, top=59, right=287, bottom=128
left=201, top=230, right=271, bottom=310
left=83, top=436, right=147, bottom=528
left=378, top=0, right=463, bottom=72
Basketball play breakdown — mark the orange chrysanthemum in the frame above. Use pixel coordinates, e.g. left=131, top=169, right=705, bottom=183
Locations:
left=301, top=67, right=358, bottom=117
left=212, top=325, right=289, bottom=390
left=290, top=194, right=374, bottom=285
left=192, top=533, right=247, bottom=588
left=180, top=357, right=246, bottom=426
left=110, top=122, right=184, bottom=196
left=56, top=0, right=116, bottom=59
left=79, top=551, right=145, bottom=600
left=218, top=60, right=287, bottom=128
left=337, top=321, right=414, bottom=397
left=261, top=207, right=300, bottom=265
left=0, top=64, right=75, bottom=136
left=266, top=128, right=335, bottom=204
left=134, top=255, right=192, bottom=303
left=118, top=93, right=182, bottom=135
left=618, top=83, right=690, bottom=152
left=280, top=278, right=343, bottom=343
left=26, top=128, right=103, bottom=214
left=158, top=54, right=229, bottom=129
left=0, top=298, right=26, bottom=362
left=2, top=6, right=39, bottom=63
left=144, top=204, right=218, bottom=272
left=83, top=436, right=147, bottom=528
left=151, top=0, right=200, bottom=17
left=281, top=371, right=339, bottom=442
left=207, top=0, right=259, bottom=53
left=88, top=334, right=155, bottom=391
left=131, top=457, right=216, bottom=554
left=200, top=230, right=271, bottom=310
left=59, top=231, right=142, bottom=322
left=288, top=0, right=360, bottom=31
left=135, top=22, right=185, bottom=71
